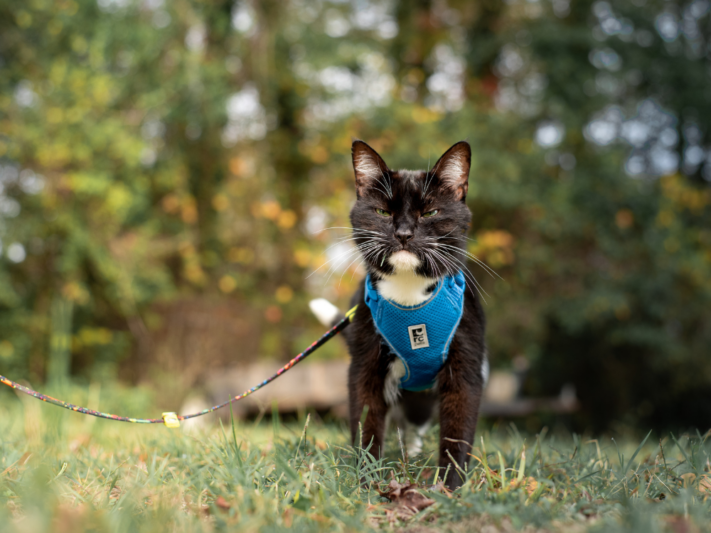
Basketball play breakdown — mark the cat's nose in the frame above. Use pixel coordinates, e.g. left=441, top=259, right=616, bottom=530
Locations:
left=395, top=229, right=414, bottom=245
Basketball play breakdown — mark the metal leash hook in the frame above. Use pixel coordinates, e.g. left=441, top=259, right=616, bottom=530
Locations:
left=0, top=306, right=358, bottom=426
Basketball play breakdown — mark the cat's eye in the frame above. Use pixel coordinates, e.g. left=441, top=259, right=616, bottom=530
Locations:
left=422, top=209, right=439, bottom=218
left=375, top=208, right=392, bottom=217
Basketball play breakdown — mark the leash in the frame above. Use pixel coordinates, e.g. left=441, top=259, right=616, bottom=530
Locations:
left=0, top=306, right=357, bottom=428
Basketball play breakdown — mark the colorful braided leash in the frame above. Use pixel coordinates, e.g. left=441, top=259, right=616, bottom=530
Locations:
left=0, top=306, right=358, bottom=428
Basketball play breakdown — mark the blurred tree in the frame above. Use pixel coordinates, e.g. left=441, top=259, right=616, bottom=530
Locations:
left=459, top=0, right=711, bottom=430
left=0, top=0, right=709, bottom=431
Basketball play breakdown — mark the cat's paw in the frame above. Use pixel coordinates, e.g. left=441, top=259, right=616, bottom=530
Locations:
left=407, top=422, right=431, bottom=456
left=309, top=298, right=340, bottom=327
left=407, top=437, right=423, bottom=456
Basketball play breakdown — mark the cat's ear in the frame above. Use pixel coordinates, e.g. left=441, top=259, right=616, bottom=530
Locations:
left=352, top=140, right=390, bottom=197
left=432, top=141, right=471, bottom=201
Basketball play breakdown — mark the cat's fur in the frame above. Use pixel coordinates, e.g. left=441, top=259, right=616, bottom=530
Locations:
left=313, top=140, right=487, bottom=490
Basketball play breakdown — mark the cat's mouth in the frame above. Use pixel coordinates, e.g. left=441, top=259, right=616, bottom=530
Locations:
left=388, top=250, right=421, bottom=272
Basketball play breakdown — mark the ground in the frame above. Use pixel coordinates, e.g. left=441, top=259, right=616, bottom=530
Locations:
left=1, top=385, right=710, bottom=533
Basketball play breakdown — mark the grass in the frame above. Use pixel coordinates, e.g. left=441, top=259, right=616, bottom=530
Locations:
left=1, top=386, right=711, bottom=533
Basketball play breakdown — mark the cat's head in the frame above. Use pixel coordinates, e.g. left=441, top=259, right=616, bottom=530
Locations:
left=349, top=140, right=472, bottom=279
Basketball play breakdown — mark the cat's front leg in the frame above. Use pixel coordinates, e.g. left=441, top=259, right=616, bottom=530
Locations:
left=437, top=354, right=483, bottom=490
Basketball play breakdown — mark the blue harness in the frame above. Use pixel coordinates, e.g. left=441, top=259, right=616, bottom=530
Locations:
left=364, top=271, right=465, bottom=391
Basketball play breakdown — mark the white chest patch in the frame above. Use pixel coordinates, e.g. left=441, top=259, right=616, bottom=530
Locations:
left=378, top=272, right=438, bottom=306
left=379, top=253, right=438, bottom=307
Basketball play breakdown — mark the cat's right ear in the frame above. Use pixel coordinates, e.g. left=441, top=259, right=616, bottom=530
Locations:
left=352, top=140, right=390, bottom=197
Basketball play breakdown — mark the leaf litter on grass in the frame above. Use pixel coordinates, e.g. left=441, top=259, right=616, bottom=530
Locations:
left=0, top=404, right=710, bottom=532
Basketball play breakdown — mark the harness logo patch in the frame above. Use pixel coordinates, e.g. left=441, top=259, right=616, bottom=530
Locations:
left=408, top=324, right=430, bottom=350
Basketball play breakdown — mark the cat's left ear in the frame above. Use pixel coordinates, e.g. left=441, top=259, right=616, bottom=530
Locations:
left=432, top=141, right=471, bottom=201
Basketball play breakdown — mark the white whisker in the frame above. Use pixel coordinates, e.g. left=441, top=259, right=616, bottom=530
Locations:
left=338, top=243, right=383, bottom=287
left=315, top=227, right=385, bottom=236
left=434, top=242, right=502, bottom=281
left=428, top=248, right=488, bottom=303
left=309, top=240, right=379, bottom=280
left=324, top=242, right=381, bottom=284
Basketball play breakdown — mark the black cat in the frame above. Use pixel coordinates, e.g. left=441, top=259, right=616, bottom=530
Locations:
left=310, top=140, right=488, bottom=490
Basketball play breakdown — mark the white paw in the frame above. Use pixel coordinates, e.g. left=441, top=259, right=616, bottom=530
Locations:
left=407, top=423, right=430, bottom=455
left=309, top=298, right=340, bottom=327
left=384, top=358, right=406, bottom=406
left=407, top=436, right=423, bottom=456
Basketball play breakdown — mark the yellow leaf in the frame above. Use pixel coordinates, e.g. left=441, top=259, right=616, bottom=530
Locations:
left=184, top=263, right=206, bottom=285
left=179, top=242, right=196, bottom=258
left=218, top=276, right=237, bottom=294
left=47, top=108, right=64, bottom=124
left=277, top=210, right=297, bottom=229
left=310, top=146, right=329, bottom=164
left=293, top=249, right=311, bottom=267
left=229, top=157, right=247, bottom=176
left=181, top=201, right=198, bottom=224
left=525, top=477, right=538, bottom=495
left=62, top=282, right=90, bottom=304
left=412, top=107, right=441, bottom=124
left=261, top=201, right=281, bottom=221
left=228, top=247, right=254, bottom=264
left=275, top=285, right=293, bottom=304
left=0, top=341, right=14, bottom=359
left=212, top=194, right=229, bottom=212
left=162, top=194, right=180, bottom=214
left=105, top=183, right=132, bottom=217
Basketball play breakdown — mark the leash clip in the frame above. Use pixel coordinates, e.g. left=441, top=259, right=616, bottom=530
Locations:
left=345, top=305, right=358, bottom=322
left=162, top=412, right=180, bottom=428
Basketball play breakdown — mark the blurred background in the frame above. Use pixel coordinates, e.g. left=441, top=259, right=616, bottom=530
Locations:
left=0, top=0, right=710, bottom=432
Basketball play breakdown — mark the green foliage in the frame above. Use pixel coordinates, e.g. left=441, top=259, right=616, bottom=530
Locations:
left=0, top=0, right=709, bottom=430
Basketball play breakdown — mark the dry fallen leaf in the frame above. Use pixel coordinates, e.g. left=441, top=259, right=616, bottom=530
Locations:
left=109, top=485, right=122, bottom=501
left=377, top=479, right=435, bottom=520
left=507, top=476, right=538, bottom=495
left=429, top=480, right=451, bottom=496
left=283, top=508, right=293, bottom=528
left=215, top=496, right=231, bottom=510
left=681, top=473, right=696, bottom=488
left=525, top=477, right=539, bottom=495
left=18, top=451, right=32, bottom=466
left=663, top=516, right=697, bottom=533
